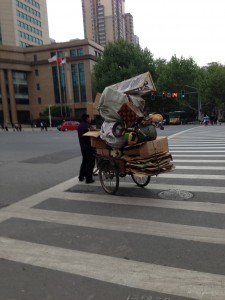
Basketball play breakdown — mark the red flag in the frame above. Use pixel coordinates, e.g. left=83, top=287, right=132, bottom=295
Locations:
left=48, top=55, right=62, bottom=64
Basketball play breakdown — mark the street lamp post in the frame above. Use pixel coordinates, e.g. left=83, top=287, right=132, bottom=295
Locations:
left=185, top=85, right=202, bottom=121
left=48, top=105, right=52, bottom=128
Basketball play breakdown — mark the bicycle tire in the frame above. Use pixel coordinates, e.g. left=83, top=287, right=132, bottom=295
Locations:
left=99, top=162, right=119, bottom=195
left=131, top=174, right=151, bottom=187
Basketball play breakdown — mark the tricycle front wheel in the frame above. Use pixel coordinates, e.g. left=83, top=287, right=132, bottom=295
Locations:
left=99, top=162, right=119, bottom=194
left=131, top=174, right=151, bottom=187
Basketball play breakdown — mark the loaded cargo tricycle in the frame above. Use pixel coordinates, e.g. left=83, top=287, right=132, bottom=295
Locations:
left=86, top=72, right=174, bottom=194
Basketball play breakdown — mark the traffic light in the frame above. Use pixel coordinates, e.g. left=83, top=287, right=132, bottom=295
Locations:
left=171, top=92, right=178, bottom=99
left=162, top=92, right=166, bottom=100
left=181, top=90, right=186, bottom=99
left=151, top=91, right=155, bottom=100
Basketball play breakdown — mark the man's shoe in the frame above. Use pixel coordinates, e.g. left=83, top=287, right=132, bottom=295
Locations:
left=79, top=177, right=84, bottom=182
left=86, top=179, right=95, bottom=184
left=93, top=168, right=98, bottom=176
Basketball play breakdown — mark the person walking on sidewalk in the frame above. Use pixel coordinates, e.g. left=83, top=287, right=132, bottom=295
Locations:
left=77, top=114, right=95, bottom=184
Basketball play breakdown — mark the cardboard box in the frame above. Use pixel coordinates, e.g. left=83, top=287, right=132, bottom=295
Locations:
left=91, top=137, right=109, bottom=149
left=96, top=148, right=110, bottom=156
left=123, top=137, right=169, bottom=159
left=83, top=130, right=108, bottom=149
left=114, top=159, right=126, bottom=174
left=83, top=130, right=100, bottom=138
left=118, top=101, right=144, bottom=127
left=109, top=72, right=156, bottom=95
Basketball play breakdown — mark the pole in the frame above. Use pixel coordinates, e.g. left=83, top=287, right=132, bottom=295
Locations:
left=185, top=85, right=201, bottom=121
left=62, top=63, right=67, bottom=117
left=48, top=105, right=52, bottom=128
left=56, top=62, right=63, bottom=118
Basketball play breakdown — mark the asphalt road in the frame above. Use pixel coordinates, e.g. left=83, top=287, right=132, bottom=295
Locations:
left=0, top=124, right=190, bottom=206
left=1, top=124, right=225, bottom=300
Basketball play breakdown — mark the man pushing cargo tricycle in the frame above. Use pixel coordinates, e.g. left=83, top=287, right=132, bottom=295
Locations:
left=84, top=72, right=174, bottom=194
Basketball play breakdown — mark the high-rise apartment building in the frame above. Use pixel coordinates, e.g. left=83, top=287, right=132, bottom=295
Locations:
left=124, top=13, right=134, bottom=44
left=0, top=0, right=50, bottom=47
left=82, top=0, right=137, bottom=47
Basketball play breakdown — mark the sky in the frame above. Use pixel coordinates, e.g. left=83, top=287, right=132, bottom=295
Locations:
left=46, top=0, right=225, bottom=67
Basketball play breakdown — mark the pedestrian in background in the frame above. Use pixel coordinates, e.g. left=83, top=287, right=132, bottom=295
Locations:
left=77, top=113, right=95, bottom=184
left=203, top=114, right=209, bottom=126
left=40, top=122, right=44, bottom=131
left=44, top=122, right=48, bottom=131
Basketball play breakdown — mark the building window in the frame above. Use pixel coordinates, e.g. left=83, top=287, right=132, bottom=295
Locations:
left=35, top=69, right=39, bottom=76
left=71, top=63, right=86, bottom=103
left=51, top=66, right=65, bottom=105
left=70, top=48, right=84, bottom=57
left=78, top=64, right=86, bottom=102
left=77, top=48, right=84, bottom=56
left=71, top=64, right=79, bottom=102
left=70, top=49, right=76, bottom=57
left=38, top=97, right=41, bottom=104
left=36, top=83, right=40, bottom=90
left=33, top=54, right=37, bottom=62
left=13, top=71, right=29, bottom=105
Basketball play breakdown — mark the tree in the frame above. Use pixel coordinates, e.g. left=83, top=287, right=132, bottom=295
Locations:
left=41, top=105, right=71, bottom=118
left=151, top=55, right=200, bottom=115
left=92, top=39, right=156, bottom=93
left=199, top=63, right=225, bottom=119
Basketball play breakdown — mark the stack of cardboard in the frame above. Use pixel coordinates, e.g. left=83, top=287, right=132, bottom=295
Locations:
left=84, top=131, right=174, bottom=176
left=122, top=136, right=174, bottom=175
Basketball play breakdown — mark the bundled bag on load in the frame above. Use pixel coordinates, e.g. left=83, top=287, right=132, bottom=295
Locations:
left=98, top=87, right=127, bottom=123
left=98, top=72, right=156, bottom=123
left=100, top=121, right=126, bottom=149
left=136, top=124, right=157, bottom=143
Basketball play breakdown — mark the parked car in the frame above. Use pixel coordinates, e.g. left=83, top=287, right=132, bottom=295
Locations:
left=57, top=121, right=80, bottom=131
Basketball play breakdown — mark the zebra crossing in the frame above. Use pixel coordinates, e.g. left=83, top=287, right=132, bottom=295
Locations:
left=0, top=125, right=225, bottom=299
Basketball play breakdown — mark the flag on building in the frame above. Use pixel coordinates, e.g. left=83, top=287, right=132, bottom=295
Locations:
left=60, top=58, right=66, bottom=65
left=48, top=55, right=62, bottom=64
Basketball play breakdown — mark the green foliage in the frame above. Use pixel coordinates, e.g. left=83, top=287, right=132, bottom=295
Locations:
left=197, top=63, right=225, bottom=117
left=92, top=40, right=225, bottom=118
left=41, top=105, right=70, bottom=118
left=156, top=55, right=199, bottom=91
left=93, top=39, right=155, bottom=93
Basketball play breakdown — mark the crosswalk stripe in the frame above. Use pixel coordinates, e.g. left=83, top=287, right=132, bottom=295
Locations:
left=109, top=181, right=225, bottom=194
left=55, top=191, right=225, bottom=214
left=1, top=207, right=225, bottom=245
left=170, top=142, right=225, bottom=145
left=175, top=165, right=225, bottom=170
left=0, top=237, right=224, bottom=300
left=145, top=182, right=225, bottom=193
left=172, top=150, right=225, bottom=152
left=170, top=147, right=225, bottom=149
left=173, top=159, right=225, bottom=163
left=159, top=173, right=225, bottom=180
left=173, top=155, right=225, bottom=157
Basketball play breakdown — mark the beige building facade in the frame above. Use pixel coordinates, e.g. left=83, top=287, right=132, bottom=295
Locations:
left=0, top=0, right=50, bottom=47
left=0, top=39, right=103, bottom=126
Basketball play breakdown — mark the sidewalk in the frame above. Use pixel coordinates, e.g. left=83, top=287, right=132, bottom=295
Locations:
left=0, top=126, right=58, bottom=133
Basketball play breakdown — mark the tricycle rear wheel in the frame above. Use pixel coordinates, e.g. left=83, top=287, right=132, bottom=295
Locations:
left=99, top=162, right=119, bottom=194
left=131, top=174, right=151, bottom=187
